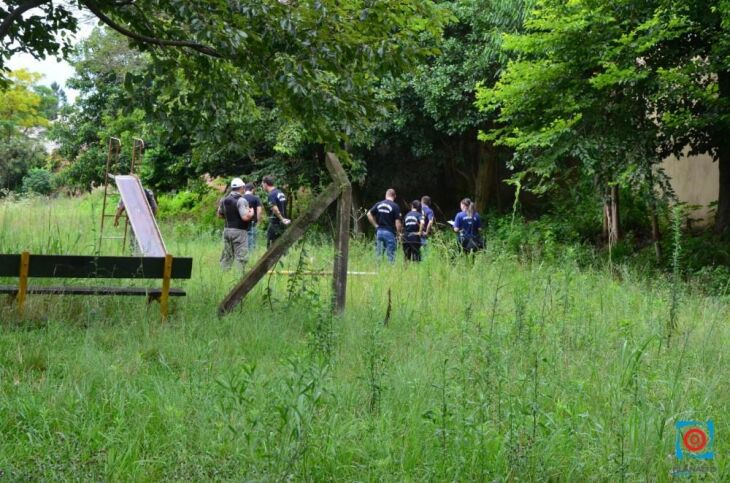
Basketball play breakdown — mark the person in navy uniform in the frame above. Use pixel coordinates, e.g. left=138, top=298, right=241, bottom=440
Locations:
left=243, top=182, right=263, bottom=253
left=217, top=178, right=255, bottom=272
left=262, top=175, right=291, bottom=247
left=452, top=198, right=484, bottom=253
left=367, top=188, right=402, bottom=263
left=403, top=200, right=424, bottom=262
left=420, top=195, right=435, bottom=246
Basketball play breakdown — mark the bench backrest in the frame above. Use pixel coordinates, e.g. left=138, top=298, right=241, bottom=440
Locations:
left=0, top=255, right=192, bottom=279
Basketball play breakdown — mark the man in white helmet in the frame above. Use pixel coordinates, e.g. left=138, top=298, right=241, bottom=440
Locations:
left=217, top=178, right=254, bottom=272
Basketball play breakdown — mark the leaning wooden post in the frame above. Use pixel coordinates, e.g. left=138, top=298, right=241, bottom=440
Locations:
left=160, top=253, right=173, bottom=321
left=17, top=251, right=30, bottom=316
left=218, top=183, right=342, bottom=317
left=325, top=153, right=352, bottom=315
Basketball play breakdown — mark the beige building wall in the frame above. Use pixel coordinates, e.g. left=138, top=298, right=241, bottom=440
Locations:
left=661, top=152, right=719, bottom=224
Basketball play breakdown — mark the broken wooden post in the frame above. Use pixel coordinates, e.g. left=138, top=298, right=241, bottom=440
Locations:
left=217, top=152, right=352, bottom=317
left=326, top=153, right=352, bottom=315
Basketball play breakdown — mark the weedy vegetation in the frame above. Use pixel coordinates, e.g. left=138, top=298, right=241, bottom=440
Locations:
left=0, top=194, right=727, bottom=480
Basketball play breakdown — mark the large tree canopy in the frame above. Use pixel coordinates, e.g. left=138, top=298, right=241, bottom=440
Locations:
left=478, top=0, right=730, bottom=233
left=2, top=1, right=448, bottom=148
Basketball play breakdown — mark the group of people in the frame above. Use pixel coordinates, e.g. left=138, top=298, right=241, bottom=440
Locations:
left=367, top=188, right=483, bottom=263
left=217, top=176, right=291, bottom=272
left=217, top=177, right=483, bottom=272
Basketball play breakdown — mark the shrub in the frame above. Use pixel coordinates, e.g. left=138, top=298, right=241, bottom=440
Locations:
left=21, top=168, right=53, bottom=195
left=0, top=136, right=46, bottom=192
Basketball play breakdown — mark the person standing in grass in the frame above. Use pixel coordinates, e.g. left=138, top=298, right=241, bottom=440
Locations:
left=243, top=182, right=263, bottom=253
left=262, top=175, right=291, bottom=247
left=452, top=198, right=484, bottom=254
left=217, top=178, right=254, bottom=272
left=403, top=200, right=424, bottom=262
left=420, top=195, right=435, bottom=246
left=367, top=188, right=402, bottom=264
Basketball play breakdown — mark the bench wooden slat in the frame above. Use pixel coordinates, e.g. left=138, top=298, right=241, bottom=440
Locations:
left=0, top=255, right=192, bottom=279
left=0, top=285, right=186, bottom=297
left=0, top=255, right=20, bottom=277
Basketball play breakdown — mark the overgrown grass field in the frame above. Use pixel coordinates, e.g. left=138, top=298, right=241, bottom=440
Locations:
left=0, top=194, right=727, bottom=480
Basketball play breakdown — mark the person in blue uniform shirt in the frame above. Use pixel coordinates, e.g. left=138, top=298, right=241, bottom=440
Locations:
left=452, top=198, right=484, bottom=253
left=243, top=182, right=263, bottom=252
left=262, top=175, right=291, bottom=247
left=420, top=195, right=435, bottom=246
left=403, top=200, right=424, bottom=262
left=367, top=188, right=402, bottom=263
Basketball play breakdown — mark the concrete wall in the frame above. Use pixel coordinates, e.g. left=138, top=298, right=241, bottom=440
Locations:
left=661, top=152, right=719, bottom=224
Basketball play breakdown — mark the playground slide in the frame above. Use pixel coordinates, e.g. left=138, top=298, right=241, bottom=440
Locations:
left=115, top=175, right=167, bottom=257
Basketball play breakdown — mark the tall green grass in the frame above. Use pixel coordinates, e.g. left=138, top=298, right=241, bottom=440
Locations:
left=0, top=193, right=727, bottom=480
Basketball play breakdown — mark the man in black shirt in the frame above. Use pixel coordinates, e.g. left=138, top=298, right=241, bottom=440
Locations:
left=367, top=188, right=402, bottom=263
left=262, top=175, right=291, bottom=247
left=403, top=200, right=424, bottom=262
left=217, top=178, right=254, bottom=272
left=243, top=182, right=263, bottom=252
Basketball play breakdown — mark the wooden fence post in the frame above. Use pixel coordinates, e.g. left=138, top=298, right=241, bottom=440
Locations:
left=326, top=153, right=352, bottom=315
left=17, top=251, right=30, bottom=316
left=160, top=253, right=173, bottom=321
left=218, top=152, right=353, bottom=317
left=218, top=182, right=341, bottom=317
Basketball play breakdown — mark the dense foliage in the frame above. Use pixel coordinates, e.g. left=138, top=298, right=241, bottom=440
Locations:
left=1, top=0, right=729, bottom=249
left=0, top=70, right=59, bottom=192
left=477, top=0, right=730, bottom=233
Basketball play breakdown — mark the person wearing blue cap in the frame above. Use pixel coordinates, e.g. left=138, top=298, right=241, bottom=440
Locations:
left=452, top=198, right=483, bottom=253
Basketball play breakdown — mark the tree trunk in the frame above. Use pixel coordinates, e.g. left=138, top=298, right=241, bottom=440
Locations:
left=650, top=206, right=662, bottom=260
left=351, top=183, right=366, bottom=235
left=474, top=141, right=498, bottom=212
left=715, top=70, right=730, bottom=234
left=603, top=185, right=622, bottom=245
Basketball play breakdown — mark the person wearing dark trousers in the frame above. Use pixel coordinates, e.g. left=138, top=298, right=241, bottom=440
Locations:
left=367, top=188, right=402, bottom=264
left=403, top=200, right=424, bottom=262
left=262, top=175, right=291, bottom=248
left=420, top=195, right=434, bottom=246
left=243, top=182, right=263, bottom=253
left=452, top=198, right=484, bottom=254
left=217, top=178, right=254, bottom=272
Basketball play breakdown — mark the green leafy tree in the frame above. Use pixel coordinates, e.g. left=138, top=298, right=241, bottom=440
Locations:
left=0, top=69, right=49, bottom=138
left=0, top=69, right=51, bottom=192
left=478, top=0, right=730, bottom=233
left=355, top=0, right=533, bottom=212
left=3, top=0, right=448, bottom=152
left=21, top=167, right=52, bottom=195
left=0, top=136, right=46, bottom=191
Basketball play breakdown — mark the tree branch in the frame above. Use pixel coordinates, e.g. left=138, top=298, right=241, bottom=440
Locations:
left=0, top=0, right=46, bottom=41
left=80, top=1, right=223, bottom=58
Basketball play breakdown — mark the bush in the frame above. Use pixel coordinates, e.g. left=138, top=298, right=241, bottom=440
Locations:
left=157, top=188, right=223, bottom=234
left=21, top=168, right=53, bottom=195
left=0, top=136, right=46, bottom=192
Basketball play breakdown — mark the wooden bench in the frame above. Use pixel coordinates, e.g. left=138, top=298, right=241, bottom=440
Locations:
left=0, top=252, right=193, bottom=319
